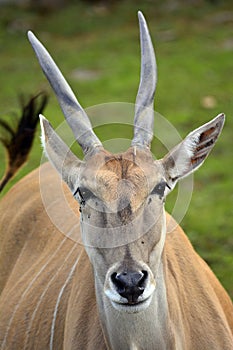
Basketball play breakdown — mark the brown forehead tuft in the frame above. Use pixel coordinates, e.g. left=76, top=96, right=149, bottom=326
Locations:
left=100, top=155, right=146, bottom=183
left=95, top=154, right=148, bottom=205
left=83, top=148, right=159, bottom=207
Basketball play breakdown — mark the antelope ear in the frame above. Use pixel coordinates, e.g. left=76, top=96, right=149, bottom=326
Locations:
left=40, top=114, right=82, bottom=193
left=161, top=113, right=225, bottom=190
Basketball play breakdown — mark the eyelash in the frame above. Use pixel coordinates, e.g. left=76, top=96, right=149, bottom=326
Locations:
left=73, top=187, right=86, bottom=206
left=151, top=181, right=170, bottom=198
left=73, top=187, right=94, bottom=206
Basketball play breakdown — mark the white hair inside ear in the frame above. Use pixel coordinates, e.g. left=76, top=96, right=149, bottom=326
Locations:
left=39, top=114, right=82, bottom=192
left=39, top=114, right=48, bottom=153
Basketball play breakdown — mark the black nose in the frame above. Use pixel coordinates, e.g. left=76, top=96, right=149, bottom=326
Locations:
left=111, top=270, right=148, bottom=304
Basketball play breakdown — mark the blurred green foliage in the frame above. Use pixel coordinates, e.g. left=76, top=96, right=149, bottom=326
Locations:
left=0, top=0, right=232, bottom=296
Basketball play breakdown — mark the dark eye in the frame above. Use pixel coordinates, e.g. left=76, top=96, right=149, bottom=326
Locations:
left=73, top=187, right=93, bottom=205
left=151, top=181, right=167, bottom=199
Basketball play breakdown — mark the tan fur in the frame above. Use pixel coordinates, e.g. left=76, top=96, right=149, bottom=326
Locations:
left=0, top=160, right=232, bottom=349
left=95, top=154, right=149, bottom=210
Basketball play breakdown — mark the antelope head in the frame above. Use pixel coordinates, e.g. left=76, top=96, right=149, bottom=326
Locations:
left=28, top=12, right=224, bottom=321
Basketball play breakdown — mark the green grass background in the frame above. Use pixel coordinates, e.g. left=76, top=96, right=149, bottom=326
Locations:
left=0, top=0, right=232, bottom=297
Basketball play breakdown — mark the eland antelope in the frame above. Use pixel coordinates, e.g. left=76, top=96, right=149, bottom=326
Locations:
left=0, top=11, right=232, bottom=350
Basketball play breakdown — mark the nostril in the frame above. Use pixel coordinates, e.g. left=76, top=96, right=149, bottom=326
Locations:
left=111, top=272, right=126, bottom=294
left=139, top=270, right=148, bottom=288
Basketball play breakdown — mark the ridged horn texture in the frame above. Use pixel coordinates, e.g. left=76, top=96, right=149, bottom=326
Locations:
left=27, top=31, right=102, bottom=155
left=131, top=11, right=157, bottom=149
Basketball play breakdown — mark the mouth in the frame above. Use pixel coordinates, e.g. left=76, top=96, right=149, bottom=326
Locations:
left=110, top=295, right=152, bottom=313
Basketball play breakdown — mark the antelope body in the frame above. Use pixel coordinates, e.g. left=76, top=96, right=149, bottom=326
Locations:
left=0, top=12, right=232, bottom=350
